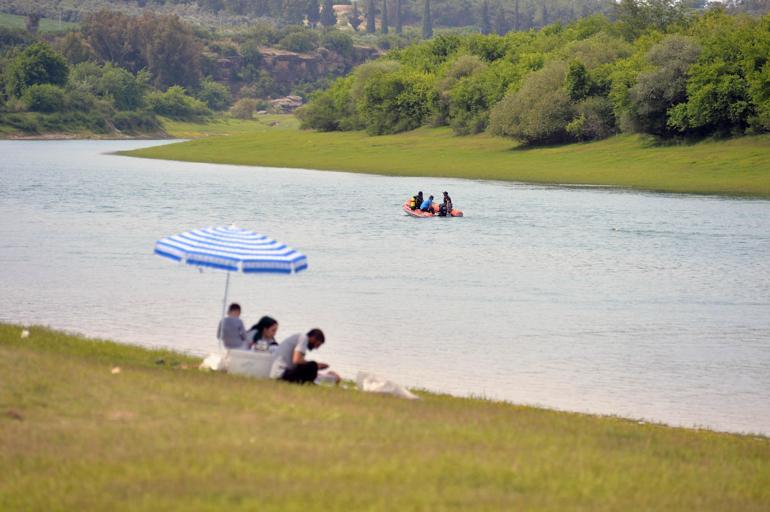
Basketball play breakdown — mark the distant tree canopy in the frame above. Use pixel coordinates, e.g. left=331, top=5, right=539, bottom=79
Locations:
left=299, top=9, right=770, bottom=144
left=81, top=11, right=203, bottom=89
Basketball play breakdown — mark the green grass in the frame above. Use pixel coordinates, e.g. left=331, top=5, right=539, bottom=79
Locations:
left=1, top=323, right=769, bottom=511
left=161, top=114, right=300, bottom=138
left=0, top=12, right=77, bottom=33
left=124, top=123, right=770, bottom=197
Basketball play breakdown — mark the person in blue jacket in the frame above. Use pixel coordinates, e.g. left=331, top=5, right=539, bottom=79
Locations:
left=420, top=195, right=434, bottom=212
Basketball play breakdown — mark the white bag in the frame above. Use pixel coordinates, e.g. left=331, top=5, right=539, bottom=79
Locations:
left=200, top=353, right=225, bottom=371
left=355, top=371, right=419, bottom=400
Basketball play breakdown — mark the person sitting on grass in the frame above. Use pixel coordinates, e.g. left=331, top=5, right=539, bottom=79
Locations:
left=270, top=328, right=332, bottom=384
left=420, top=195, right=434, bottom=213
left=247, top=315, right=279, bottom=353
left=217, top=303, right=248, bottom=350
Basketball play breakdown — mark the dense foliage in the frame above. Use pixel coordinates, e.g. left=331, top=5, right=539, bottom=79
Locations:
left=300, top=7, right=770, bottom=144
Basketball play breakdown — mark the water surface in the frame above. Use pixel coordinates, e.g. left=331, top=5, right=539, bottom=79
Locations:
left=1, top=140, right=769, bottom=435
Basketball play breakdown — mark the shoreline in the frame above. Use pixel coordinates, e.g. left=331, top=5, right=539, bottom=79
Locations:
left=5, top=322, right=767, bottom=439
left=3, top=322, right=769, bottom=510
left=121, top=126, right=770, bottom=198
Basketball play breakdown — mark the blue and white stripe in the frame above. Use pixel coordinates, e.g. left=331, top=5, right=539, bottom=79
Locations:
left=154, top=226, right=308, bottom=274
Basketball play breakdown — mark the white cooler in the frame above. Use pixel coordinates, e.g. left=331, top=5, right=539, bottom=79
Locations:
left=223, top=350, right=273, bottom=379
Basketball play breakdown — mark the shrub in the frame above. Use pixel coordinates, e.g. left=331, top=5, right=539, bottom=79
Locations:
left=361, top=70, right=436, bottom=135
left=489, top=61, right=575, bottom=145
left=297, top=75, right=361, bottom=131
left=566, top=96, right=616, bottom=141
left=5, top=42, right=69, bottom=98
left=146, top=86, right=210, bottom=120
left=320, top=30, right=353, bottom=57
left=230, top=98, right=257, bottom=119
left=196, top=78, right=231, bottom=111
left=98, top=65, right=147, bottom=110
left=112, top=110, right=161, bottom=132
left=278, top=30, right=320, bottom=53
left=22, top=84, right=66, bottom=113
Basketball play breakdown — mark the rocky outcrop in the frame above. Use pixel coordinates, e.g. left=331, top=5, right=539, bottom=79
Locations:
left=259, top=45, right=380, bottom=84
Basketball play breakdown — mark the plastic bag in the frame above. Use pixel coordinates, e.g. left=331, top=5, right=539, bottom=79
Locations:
left=355, top=371, right=419, bottom=400
left=199, top=353, right=225, bottom=371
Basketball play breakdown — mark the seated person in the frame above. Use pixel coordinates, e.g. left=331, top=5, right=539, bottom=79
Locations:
left=247, top=315, right=280, bottom=352
left=420, top=195, right=434, bottom=212
left=217, top=303, right=248, bottom=350
left=270, top=329, right=330, bottom=384
left=412, top=191, right=424, bottom=211
left=443, top=191, right=453, bottom=213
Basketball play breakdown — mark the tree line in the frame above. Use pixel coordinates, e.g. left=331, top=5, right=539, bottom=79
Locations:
left=298, top=4, right=770, bottom=144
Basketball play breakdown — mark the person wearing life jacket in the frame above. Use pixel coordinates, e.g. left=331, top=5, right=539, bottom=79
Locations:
left=443, top=191, right=453, bottom=215
left=420, top=195, right=434, bottom=212
left=411, top=191, right=423, bottom=211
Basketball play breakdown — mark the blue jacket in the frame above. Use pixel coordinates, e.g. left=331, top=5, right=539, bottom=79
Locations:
left=420, top=198, right=433, bottom=209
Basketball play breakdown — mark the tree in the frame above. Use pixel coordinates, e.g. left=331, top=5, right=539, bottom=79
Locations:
left=321, top=0, right=337, bottom=27
left=565, top=61, right=591, bottom=101
left=348, top=2, right=363, bottom=31
left=395, top=0, right=402, bottom=34
left=306, top=0, right=321, bottom=27
left=514, top=0, right=520, bottom=31
left=26, top=13, right=41, bottom=34
left=382, top=0, right=389, bottom=34
left=480, top=0, right=491, bottom=35
left=423, top=0, right=433, bottom=39
left=493, top=2, right=509, bottom=35
left=5, top=42, right=69, bottom=98
left=366, top=0, right=376, bottom=33
left=98, top=64, right=148, bottom=110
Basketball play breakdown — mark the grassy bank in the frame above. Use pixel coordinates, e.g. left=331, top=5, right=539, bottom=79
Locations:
left=123, top=123, right=770, bottom=197
left=1, top=323, right=769, bottom=511
left=0, top=12, right=77, bottom=33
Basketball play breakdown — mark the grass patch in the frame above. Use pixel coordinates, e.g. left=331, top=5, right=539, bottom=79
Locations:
left=160, top=114, right=300, bottom=138
left=1, top=323, right=769, bottom=511
left=124, top=124, right=770, bottom=197
left=0, top=12, right=77, bottom=33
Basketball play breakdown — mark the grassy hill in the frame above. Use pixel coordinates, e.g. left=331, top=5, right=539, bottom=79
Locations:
left=1, top=323, right=769, bottom=511
left=125, top=120, right=770, bottom=197
left=0, top=12, right=77, bottom=32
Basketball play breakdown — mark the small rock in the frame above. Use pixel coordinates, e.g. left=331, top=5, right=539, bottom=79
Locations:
left=111, top=366, right=121, bottom=374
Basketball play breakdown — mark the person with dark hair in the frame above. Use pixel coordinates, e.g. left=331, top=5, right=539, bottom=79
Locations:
left=270, top=329, right=329, bottom=383
left=247, top=315, right=279, bottom=352
left=217, top=303, right=248, bottom=350
left=411, top=191, right=423, bottom=211
left=442, top=191, right=452, bottom=214
left=420, top=194, right=434, bottom=212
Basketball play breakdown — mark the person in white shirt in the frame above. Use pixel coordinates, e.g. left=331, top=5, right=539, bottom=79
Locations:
left=270, top=329, right=329, bottom=383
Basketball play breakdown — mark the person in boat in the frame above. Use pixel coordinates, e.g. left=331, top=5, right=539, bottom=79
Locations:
left=247, top=315, right=279, bottom=353
left=443, top=191, right=453, bottom=214
left=420, top=195, right=434, bottom=212
left=217, top=303, right=248, bottom=350
left=411, top=191, right=424, bottom=211
left=270, top=329, right=332, bottom=384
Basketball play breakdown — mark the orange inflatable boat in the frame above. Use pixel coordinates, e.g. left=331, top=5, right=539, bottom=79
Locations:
left=402, top=200, right=463, bottom=217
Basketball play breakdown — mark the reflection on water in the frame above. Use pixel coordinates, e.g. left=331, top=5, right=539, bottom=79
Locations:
left=1, top=140, right=769, bottom=435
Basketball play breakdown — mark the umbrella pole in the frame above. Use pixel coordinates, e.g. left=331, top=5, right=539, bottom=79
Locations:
left=218, top=271, right=231, bottom=353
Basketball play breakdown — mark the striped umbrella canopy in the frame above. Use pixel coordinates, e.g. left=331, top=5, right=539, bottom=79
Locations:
left=154, top=226, right=308, bottom=350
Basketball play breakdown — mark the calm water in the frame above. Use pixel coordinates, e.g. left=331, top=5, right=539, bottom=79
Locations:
left=1, top=140, right=769, bottom=435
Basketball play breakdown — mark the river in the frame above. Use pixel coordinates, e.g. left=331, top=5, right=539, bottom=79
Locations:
left=1, top=140, right=769, bottom=435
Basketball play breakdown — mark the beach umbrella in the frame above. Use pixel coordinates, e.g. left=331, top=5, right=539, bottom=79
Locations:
left=154, top=225, right=308, bottom=350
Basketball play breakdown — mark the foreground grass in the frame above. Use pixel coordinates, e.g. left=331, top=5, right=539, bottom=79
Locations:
left=125, top=124, right=770, bottom=197
left=1, top=323, right=769, bottom=511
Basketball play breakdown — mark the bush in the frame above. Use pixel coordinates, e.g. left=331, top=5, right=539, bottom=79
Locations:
left=297, top=75, right=361, bottom=131
left=229, top=98, right=257, bottom=119
left=196, top=78, right=231, bottom=111
left=489, top=61, right=575, bottom=145
left=361, top=70, right=436, bottom=135
left=278, top=30, right=320, bottom=53
left=566, top=96, right=616, bottom=141
left=22, top=84, right=66, bottom=113
left=98, top=65, right=147, bottom=111
left=146, top=86, right=211, bottom=120
left=320, top=30, right=353, bottom=57
left=5, top=42, right=69, bottom=98
left=112, top=110, right=161, bottom=132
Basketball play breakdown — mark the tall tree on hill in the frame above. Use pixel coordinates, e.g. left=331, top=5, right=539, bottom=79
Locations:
left=366, top=0, right=376, bottom=33
left=382, top=0, right=389, bottom=33
left=320, top=0, right=337, bottom=26
left=493, top=1, right=508, bottom=35
left=306, top=0, right=321, bottom=27
left=348, top=1, right=363, bottom=31
left=480, top=0, right=491, bottom=34
left=422, top=0, right=432, bottom=38
left=395, top=0, right=402, bottom=34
